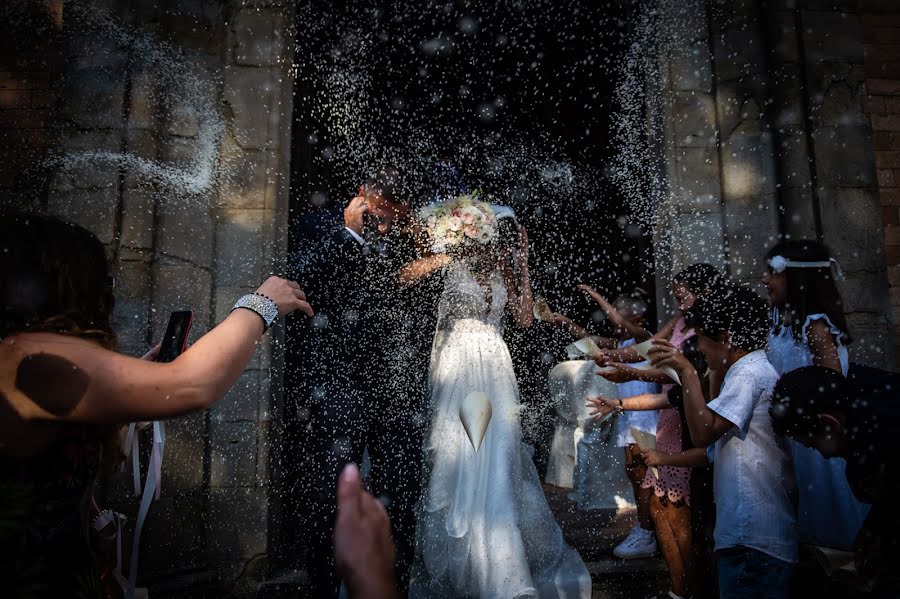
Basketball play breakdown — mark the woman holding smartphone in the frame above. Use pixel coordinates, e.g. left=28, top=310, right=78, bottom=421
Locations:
left=0, top=213, right=313, bottom=597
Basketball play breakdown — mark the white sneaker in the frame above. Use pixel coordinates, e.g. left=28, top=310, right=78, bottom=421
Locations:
left=612, top=525, right=658, bottom=559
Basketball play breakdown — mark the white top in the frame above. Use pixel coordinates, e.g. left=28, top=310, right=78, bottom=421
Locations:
left=766, top=312, right=849, bottom=376
left=344, top=226, right=366, bottom=245
left=766, top=312, right=869, bottom=550
left=707, top=350, right=798, bottom=563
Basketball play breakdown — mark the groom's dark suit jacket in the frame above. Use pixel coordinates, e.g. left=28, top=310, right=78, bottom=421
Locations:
left=286, top=205, right=440, bottom=596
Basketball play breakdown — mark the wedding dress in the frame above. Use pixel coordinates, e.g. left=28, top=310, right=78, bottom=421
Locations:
left=409, top=260, right=591, bottom=599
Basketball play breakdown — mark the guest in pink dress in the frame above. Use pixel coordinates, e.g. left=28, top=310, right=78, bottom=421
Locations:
left=594, top=263, right=723, bottom=599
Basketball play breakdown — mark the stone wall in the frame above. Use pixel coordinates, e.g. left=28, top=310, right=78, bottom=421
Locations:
left=860, top=0, right=900, bottom=366
left=0, top=1, right=62, bottom=199
left=655, top=0, right=894, bottom=369
left=0, top=0, right=297, bottom=593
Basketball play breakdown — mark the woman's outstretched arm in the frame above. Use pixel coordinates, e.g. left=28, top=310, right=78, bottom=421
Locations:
left=2, top=277, right=312, bottom=424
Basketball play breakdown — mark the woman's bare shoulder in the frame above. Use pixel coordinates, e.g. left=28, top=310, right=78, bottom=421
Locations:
left=0, top=333, right=104, bottom=421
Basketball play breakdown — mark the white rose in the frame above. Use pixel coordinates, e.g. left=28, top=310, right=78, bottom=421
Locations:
left=447, top=216, right=463, bottom=232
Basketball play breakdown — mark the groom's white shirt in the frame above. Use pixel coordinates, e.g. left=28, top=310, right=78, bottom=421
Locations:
left=345, top=226, right=366, bottom=245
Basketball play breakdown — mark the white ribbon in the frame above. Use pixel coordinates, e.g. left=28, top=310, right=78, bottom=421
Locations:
left=120, top=420, right=166, bottom=599
left=768, top=255, right=845, bottom=281
left=92, top=506, right=128, bottom=592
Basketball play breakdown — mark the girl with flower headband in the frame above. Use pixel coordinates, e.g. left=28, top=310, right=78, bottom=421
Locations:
left=763, top=240, right=870, bottom=551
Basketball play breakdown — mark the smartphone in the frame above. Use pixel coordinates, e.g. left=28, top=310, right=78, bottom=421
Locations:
left=157, top=310, right=194, bottom=363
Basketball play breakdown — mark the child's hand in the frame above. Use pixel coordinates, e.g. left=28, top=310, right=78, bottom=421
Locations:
left=640, top=448, right=668, bottom=467
left=597, top=363, right=640, bottom=383
left=592, top=350, right=613, bottom=367
left=586, top=395, right=618, bottom=417
left=545, top=312, right=570, bottom=327
left=647, top=340, right=693, bottom=375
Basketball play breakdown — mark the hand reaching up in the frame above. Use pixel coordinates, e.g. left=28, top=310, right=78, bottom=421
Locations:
left=577, top=284, right=627, bottom=328
left=334, top=463, right=399, bottom=599
left=586, top=395, right=619, bottom=417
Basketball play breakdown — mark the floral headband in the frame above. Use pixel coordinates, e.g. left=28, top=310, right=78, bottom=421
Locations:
left=767, top=255, right=845, bottom=281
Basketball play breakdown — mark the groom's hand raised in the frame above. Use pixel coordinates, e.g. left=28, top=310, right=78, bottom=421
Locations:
left=344, top=194, right=369, bottom=236
left=335, top=463, right=399, bottom=599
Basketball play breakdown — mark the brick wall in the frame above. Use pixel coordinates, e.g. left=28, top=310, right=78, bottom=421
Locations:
left=861, top=0, right=900, bottom=366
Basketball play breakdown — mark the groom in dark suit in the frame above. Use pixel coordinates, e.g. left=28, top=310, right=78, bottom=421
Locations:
left=289, top=168, right=438, bottom=597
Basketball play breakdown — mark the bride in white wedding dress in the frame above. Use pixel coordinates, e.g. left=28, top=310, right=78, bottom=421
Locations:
left=409, top=209, right=591, bottom=599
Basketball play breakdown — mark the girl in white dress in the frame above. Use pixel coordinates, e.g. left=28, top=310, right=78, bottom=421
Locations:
left=409, top=212, right=591, bottom=599
left=763, top=240, right=870, bottom=550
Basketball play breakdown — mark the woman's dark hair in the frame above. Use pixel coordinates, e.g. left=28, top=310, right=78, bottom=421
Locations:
left=0, top=212, right=117, bottom=349
left=672, top=263, right=722, bottom=295
left=766, top=240, right=851, bottom=344
left=770, top=366, right=849, bottom=441
left=685, top=284, right=770, bottom=352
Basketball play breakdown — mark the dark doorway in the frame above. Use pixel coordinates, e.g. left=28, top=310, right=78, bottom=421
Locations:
left=274, top=0, right=655, bottom=573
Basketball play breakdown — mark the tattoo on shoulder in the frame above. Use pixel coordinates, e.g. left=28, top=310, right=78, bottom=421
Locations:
left=15, top=353, right=89, bottom=416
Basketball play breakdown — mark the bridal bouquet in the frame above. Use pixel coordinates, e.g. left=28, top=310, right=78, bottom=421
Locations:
left=418, top=191, right=497, bottom=253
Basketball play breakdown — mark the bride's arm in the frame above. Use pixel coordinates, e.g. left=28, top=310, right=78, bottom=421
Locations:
left=504, top=225, right=533, bottom=329
left=398, top=254, right=451, bottom=287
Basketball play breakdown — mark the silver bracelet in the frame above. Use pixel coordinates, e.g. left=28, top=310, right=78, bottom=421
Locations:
left=232, top=293, right=279, bottom=331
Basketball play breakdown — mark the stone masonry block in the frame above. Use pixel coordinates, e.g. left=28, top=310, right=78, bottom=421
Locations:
left=841, top=271, right=891, bottom=315
left=215, top=209, right=276, bottom=287
left=231, top=9, right=285, bottom=67
left=723, top=196, right=781, bottom=280
left=205, top=487, right=269, bottom=559
left=124, top=129, right=160, bottom=189
left=151, top=261, right=213, bottom=341
left=165, top=103, right=200, bottom=138
left=771, top=64, right=806, bottom=128
left=846, top=312, right=893, bottom=370
left=819, top=187, right=887, bottom=272
left=669, top=42, right=712, bottom=93
left=138, top=494, right=206, bottom=573
left=712, top=24, right=766, bottom=85
left=777, top=128, right=812, bottom=190
left=673, top=146, right=722, bottom=213
left=128, top=64, right=159, bottom=131
left=224, top=66, right=281, bottom=149
left=802, top=11, right=864, bottom=65
left=211, top=369, right=260, bottom=422
left=672, top=213, right=727, bottom=270
left=813, top=125, right=877, bottom=188
left=161, top=411, right=208, bottom=493
left=156, top=194, right=215, bottom=268
left=720, top=131, right=778, bottom=203
left=672, top=91, right=717, bottom=148
left=781, top=187, right=819, bottom=241
left=210, top=420, right=259, bottom=487
left=256, top=421, right=271, bottom=486
left=120, top=187, right=155, bottom=250
left=768, top=11, right=800, bottom=64
left=218, top=149, right=276, bottom=210
left=51, top=129, right=120, bottom=191
left=46, top=187, right=118, bottom=245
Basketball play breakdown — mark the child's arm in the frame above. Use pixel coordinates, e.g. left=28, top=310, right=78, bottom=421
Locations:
left=806, top=318, right=843, bottom=373
left=649, top=340, right=734, bottom=447
left=586, top=392, right=671, bottom=417
left=596, top=363, right=674, bottom=385
left=641, top=447, right=709, bottom=468
left=577, top=284, right=652, bottom=342
left=544, top=313, right=618, bottom=348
